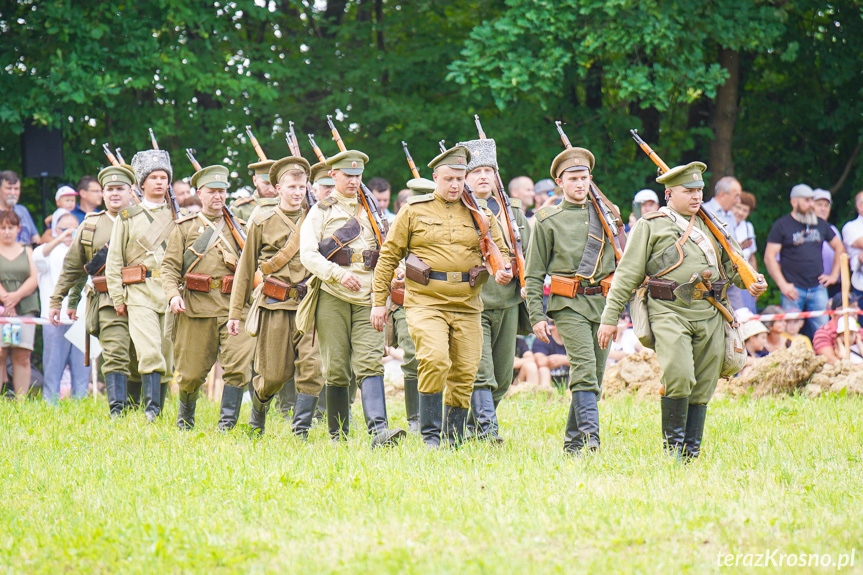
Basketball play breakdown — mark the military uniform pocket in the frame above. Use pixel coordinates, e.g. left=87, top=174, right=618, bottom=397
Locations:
left=414, top=216, right=443, bottom=244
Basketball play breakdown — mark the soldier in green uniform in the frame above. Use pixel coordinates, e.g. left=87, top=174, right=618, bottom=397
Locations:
left=597, top=162, right=766, bottom=460
left=161, top=165, right=256, bottom=431
left=310, top=161, right=336, bottom=201
left=525, top=147, right=616, bottom=454
left=457, top=137, right=530, bottom=442
left=371, top=146, right=512, bottom=448
left=105, top=150, right=176, bottom=422
left=298, top=150, right=405, bottom=448
left=386, top=176, right=436, bottom=433
left=48, top=165, right=141, bottom=417
left=230, top=160, right=277, bottom=222
left=228, top=157, right=325, bottom=438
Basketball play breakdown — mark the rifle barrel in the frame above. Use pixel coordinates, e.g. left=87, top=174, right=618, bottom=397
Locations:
left=185, top=148, right=202, bottom=172
left=148, top=128, right=159, bottom=150
left=326, top=115, right=346, bottom=152
left=308, top=134, right=326, bottom=162
left=629, top=129, right=670, bottom=173
left=245, top=125, right=268, bottom=161
left=402, top=141, right=421, bottom=179
left=474, top=115, right=486, bottom=139
left=114, top=148, right=126, bottom=164
left=102, top=143, right=119, bottom=166
left=439, top=140, right=446, bottom=153
left=555, top=121, right=572, bottom=149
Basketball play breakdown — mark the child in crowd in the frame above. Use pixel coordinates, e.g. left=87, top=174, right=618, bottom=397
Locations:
left=739, top=319, right=770, bottom=377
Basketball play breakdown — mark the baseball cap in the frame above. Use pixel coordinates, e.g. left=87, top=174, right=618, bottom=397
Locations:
left=633, top=189, right=659, bottom=204
left=55, top=186, right=77, bottom=201
left=534, top=179, right=555, bottom=196
left=813, top=188, right=832, bottom=203
left=789, top=184, right=814, bottom=199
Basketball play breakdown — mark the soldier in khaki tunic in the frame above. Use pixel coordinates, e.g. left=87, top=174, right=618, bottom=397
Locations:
left=310, top=161, right=335, bottom=201
left=457, top=138, right=531, bottom=442
left=525, top=148, right=616, bottom=454
left=298, top=150, right=405, bottom=448
left=161, top=165, right=256, bottom=431
left=230, top=160, right=277, bottom=223
left=106, top=150, right=177, bottom=422
left=598, top=162, right=766, bottom=460
left=48, top=166, right=141, bottom=417
left=371, top=146, right=512, bottom=448
left=228, top=157, right=325, bottom=438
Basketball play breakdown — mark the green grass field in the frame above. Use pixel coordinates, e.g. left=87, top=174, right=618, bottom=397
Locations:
left=0, top=393, right=861, bottom=573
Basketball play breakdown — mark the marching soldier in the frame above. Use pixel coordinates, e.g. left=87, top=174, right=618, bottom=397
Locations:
left=298, top=149, right=405, bottom=448
left=230, top=159, right=277, bottom=222
left=598, top=162, right=766, bottom=460
left=371, top=146, right=512, bottom=448
left=457, top=137, right=530, bottom=442
left=105, top=150, right=176, bottom=422
left=310, top=161, right=336, bottom=201
left=525, top=147, right=616, bottom=454
left=48, top=165, right=141, bottom=417
left=161, top=165, right=255, bottom=431
left=387, top=176, right=436, bottom=433
left=228, top=157, right=325, bottom=438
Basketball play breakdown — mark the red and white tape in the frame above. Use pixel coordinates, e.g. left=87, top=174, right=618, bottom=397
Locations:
left=0, top=317, right=74, bottom=325
left=745, top=308, right=862, bottom=322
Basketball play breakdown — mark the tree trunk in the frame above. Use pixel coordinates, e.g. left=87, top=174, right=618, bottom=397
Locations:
left=708, top=47, right=739, bottom=191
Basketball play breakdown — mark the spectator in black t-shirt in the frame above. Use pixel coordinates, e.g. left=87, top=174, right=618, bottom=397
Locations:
left=764, top=184, right=845, bottom=338
left=532, top=321, right=569, bottom=391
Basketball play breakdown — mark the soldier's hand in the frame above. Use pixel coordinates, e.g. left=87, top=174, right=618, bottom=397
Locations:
left=748, top=274, right=768, bottom=297
left=391, top=272, right=405, bottom=291
left=48, top=308, right=61, bottom=327
left=495, top=267, right=513, bottom=285
left=597, top=324, right=617, bottom=350
left=533, top=321, right=551, bottom=344
left=115, top=304, right=127, bottom=317
left=67, top=309, right=78, bottom=322
left=340, top=272, right=362, bottom=292
left=227, top=319, right=240, bottom=336
left=520, top=286, right=526, bottom=299
left=370, top=305, right=388, bottom=332
left=170, top=296, right=186, bottom=314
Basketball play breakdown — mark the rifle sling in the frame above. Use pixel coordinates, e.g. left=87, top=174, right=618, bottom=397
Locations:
left=182, top=216, right=226, bottom=276
left=261, top=209, right=303, bottom=275
left=125, top=207, right=175, bottom=268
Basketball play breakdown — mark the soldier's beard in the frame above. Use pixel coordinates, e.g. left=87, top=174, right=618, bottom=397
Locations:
left=792, top=209, right=818, bottom=226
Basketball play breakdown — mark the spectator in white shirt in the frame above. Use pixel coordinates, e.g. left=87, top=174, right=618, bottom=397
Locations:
left=842, top=190, right=863, bottom=297
left=813, top=188, right=840, bottom=298
left=704, top=176, right=742, bottom=308
left=731, top=191, right=759, bottom=313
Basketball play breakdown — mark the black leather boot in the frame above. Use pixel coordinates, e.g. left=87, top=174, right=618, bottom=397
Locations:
left=292, top=393, right=319, bottom=440
left=572, top=390, right=601, bottom=451
left=141, top=372, right=163, bottom=423
left=470, top=387, right=503, bottom=444
left=442, top=404, right=469, bottom=448
left=683, top=402, right=707, bottom=461
left=126, top=379, right=142, bottom=410
left=563, top=396, right=582, bottom=454
left=403, top=378, right=420, bottom=434
left=217, top=385, right=244, bottom=431
left=360, top=376, right=406, bottom=448
left=158, top=382, right=168, bottom=412
left=249, top=390, right=273, bottom=435
left=278, top=378, right=297, bottom=419
left=327, top=385, right=351, bottom=441
left=661, top=395, right=689, bottom=459
left=419, top=392, right=443, bottom=449
left=105, top=372, right=127, bottom=418
left=176, top=390, right=198, bottom=430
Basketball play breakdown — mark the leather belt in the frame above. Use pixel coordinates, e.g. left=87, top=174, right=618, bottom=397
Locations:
left=429, top=270, right=471, bottom=283
left=145, top=270, right=161, bottom=278
left=577, top=284, right=604, bottom=296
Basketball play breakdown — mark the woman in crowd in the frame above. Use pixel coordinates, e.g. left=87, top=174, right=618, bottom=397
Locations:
left=34, top=209, right=90, bottom=402
left=0, top=210, right=39, bottom=398
left=732, top=192, right=759, bottom=313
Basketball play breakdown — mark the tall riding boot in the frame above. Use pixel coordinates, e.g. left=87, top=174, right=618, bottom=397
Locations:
left=419, top=392, right=443, bottom=449
left=403, top=378, right=420, bottom=434
left=470, top=388, right=503, bottom=443
left=442, top=404, right=469, bottom=448
left=572, top=391, right=601, bottom=452
left=360, top=376, right=406, bottom=448
left=278, top=378, right=297, bottom=419
left=682, top=402, right=707, bottom=461
left=105, top=372, right=127, bottom=418
left=314, top=384, right=327, bottom=422
left=126, top=379, right=142, bottom=410
left=563, top=395, right=582, bottom=454
left=249, top=390, right=273, bottom=435
left=292, top=393, right=319, bottom=440
left=176, top=389, right=199, bottom=430
left=327, top=385, right=350, bottom=441
left=141, top=372, right=163, bottom=423
left=158, top=382, right=168, bottom=413
left=661, top=395, right=689, bottom=459
left=217, top=385, right=245, bottom=431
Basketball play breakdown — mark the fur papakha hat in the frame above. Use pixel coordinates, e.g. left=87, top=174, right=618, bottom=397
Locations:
left=457, top=138, right=498, bottom=173
left=131, top=149, right=173, bottom=188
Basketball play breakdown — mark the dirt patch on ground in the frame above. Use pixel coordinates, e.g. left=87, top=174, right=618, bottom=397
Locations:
left=809, top=361, right=863, bottom=396
left=602, top=351, right=663, bottom=400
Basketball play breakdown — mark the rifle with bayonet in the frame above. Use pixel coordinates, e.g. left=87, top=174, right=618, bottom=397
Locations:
left=555, top=121, right=625, bottom=261
left=326, top=115, right=388, bottom=245
left=285, top=122, right=317, bottom=209
left=148, top=128, right=181, bottom=218
left=184, top=148, right=247, bottom=249
left=473, top=115, right=526, bottom=287
left=629, top=129, right=763, bottom=289
left=102, top=143, right=142, bottom=203
left=438, top=139, right=509, bottom=276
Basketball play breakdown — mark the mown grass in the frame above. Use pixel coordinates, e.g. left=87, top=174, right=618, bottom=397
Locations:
left=0, top=393, right=861, bottom=574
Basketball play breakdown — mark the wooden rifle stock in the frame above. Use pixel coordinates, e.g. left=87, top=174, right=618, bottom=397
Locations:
left=114, top=148, right=126, bottom=164
left=462, top=183, right=508, bottom=276
left=245, top=125, right=268, bottom=161
left=102, top=143, right=141, bottom=204
left=185, top=149, right=202, bottom=172
left=286, top=122, right=302, bottom=157
left=148, top=128, right=159, bottom=150
left=402, top=141, right=421, bottom=179
left=474, top=114, right=526, bottom=287
left=326, top=115, right=345, bottom=153
left=308, top=134, right=326, bottom=162
left=629, top=129, right=762, bottom=288
left=102, top=143, right=119, bottom=167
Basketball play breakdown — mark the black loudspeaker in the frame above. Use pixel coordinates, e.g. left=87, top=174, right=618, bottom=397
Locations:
left=21, top=122, right=65, bottom=178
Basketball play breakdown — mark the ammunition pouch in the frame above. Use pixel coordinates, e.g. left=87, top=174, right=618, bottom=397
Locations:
left=184, top=273, right=213, bottom=293
left=405, top=253, right=431, bottom=285
left=92, top=276, right=109, bottom=294
left=549, top=275, right=605, bottom=298
left=121, top=265, right=158, bottom=285
left=318, top=217, right=362, bottom=260
left=329, top=247, right=379, bottom=270
left=391, top=287, right=405, bottom=306
left=262, top=277, right=307, bottom=302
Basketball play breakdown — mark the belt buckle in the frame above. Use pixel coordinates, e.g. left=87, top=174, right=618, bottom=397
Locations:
left=150, top=269, right=160, bottom=278
left=447, top=271, right=462, bottom=283
left=350, top=252, right=364, bottom=263
left=288, top=288, right=298, bottom=299
left=210, top=278, right=222, bottom=290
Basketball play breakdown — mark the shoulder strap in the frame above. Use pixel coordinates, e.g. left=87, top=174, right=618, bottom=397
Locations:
left=125, top=208, right=175, bottom=267
left=182, top=216, right=226, bottom=275
left=260, top=210, right=303, bottom=275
